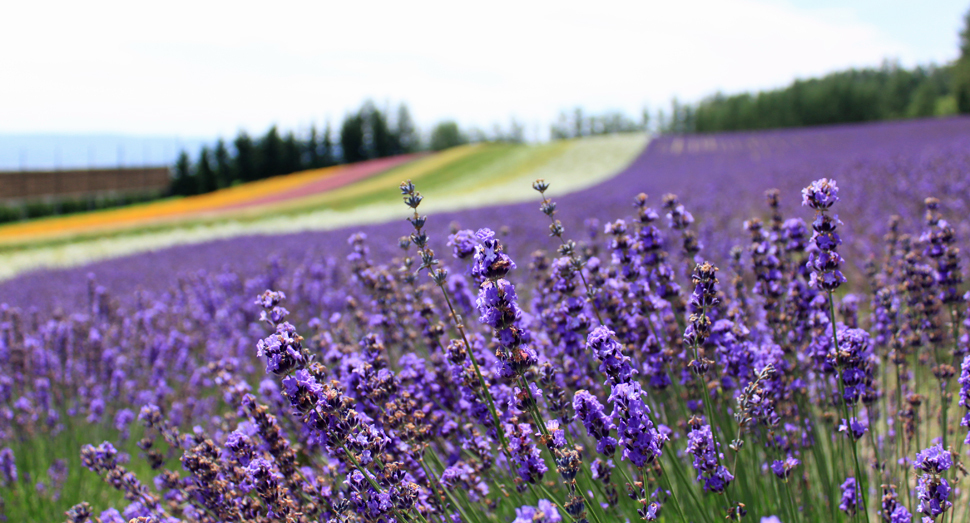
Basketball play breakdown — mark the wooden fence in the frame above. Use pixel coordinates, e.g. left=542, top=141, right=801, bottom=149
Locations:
left=0, top=167, right=170, bottom=202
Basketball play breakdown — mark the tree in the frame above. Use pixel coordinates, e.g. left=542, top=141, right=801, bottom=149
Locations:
left=233, top=132, right=258, bottom=182
left=551, top=111, right=571, bottom=140
left=172, top=151, right=195, bottom=196
left=395, top=104, right=419, bottom=153
left=429, top=121, right=467, bottom=151
left=213, top=139, right=233, bottom=188
left=195, top=147, right=217, bottom=194
left=306, top=126, right=321, bottom=168
left=908, top=81, right=940, bottom=118
left=321, top=122, right=335, bottom=167
left=340, top=113, right=366, bottom=163
left=281, top=131, right=303, bottom=175
left=260, top=126, right=283, bottom=179
left=954, top=8, right=970, bottom=113
left=364, top=102, right=394, bottom=158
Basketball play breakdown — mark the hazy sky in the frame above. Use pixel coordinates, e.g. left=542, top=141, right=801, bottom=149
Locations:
left=1, top=0, right=966, bottom=140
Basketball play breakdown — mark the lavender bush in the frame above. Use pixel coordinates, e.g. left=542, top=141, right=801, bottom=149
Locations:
left=1, top=117, right=970, bottom=522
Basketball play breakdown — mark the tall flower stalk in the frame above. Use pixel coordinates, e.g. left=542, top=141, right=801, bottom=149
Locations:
left=802, top=177, right=871, bottom=523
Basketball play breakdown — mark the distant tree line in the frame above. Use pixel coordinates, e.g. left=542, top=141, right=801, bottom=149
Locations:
left=170, top=102, right=540, bottom=197
left=672, top=63, right=956, bottom=133
left=657, top=9, right=970, bottom=134
left=550, top=108, right=648, bottom=139
left=171, top=101, right=420, bottom=196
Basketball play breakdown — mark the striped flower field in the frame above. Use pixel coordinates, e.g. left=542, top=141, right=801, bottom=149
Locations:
left=0, top=134, right=647, bottom=281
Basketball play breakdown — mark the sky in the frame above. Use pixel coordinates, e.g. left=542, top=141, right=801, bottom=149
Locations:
left=0, top=0, right=967, bottom=168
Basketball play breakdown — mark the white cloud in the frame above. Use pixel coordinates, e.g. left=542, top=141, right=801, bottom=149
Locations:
left=0, top=0, right=917, bottom=138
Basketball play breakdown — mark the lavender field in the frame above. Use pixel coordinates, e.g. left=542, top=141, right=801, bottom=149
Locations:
left=2, top=116, right=970, bottom=523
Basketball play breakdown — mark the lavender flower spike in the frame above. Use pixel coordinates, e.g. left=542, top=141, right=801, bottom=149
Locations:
left=802, top=178, right=846, bottom=291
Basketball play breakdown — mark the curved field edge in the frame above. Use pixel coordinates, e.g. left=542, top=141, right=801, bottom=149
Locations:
left=0, top=134, right=647, bottom=281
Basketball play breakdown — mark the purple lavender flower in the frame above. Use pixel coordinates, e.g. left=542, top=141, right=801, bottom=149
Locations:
left=99, top=508, right=126, bottom=523
left=686, top=423, right=734, bottom=493
left=586, top=326, right=637, bottom=386
left=255, top=289, right=289, bottom=324
left=472, top=228, right=516, bottom=281
left=608, top=381, right=667, bottom=467
left=839, top=477, right=857, bottom=515
left=448, top=229, right=478, bottom=260
left=256, top=321, right=306, bottom=376
left=64, top=502, right=93, bottom=523
left=663, top=194, right=694, bottom=230
left=507, top=422, right=548, bottom=485
left=476, top=278, right=521, bottom=329
left=113, top=408, right=135, bottom=437
left=801, top=178, right=839, bottom=210
left=913, top=444, right=954, bottom=520
left=0, top=448, right=16, bottom=486
left=914, top=444, right=952, bottom=475
left=802, top=178, right=846, bottom=291
left=225, top=430, right=255, bottom=466
left=281, top=368, right=324, bottom=414
left=684, top=262, right=719, bottom=351
left=916, top=475, right=952, bottom=519
left=782, top=218, right=808, bottom=252
left=881, top=487, right=912, bottom=523
left=961, top=353, right=970, bottom=443
left=770, top=456, right=800, bottom=479
left=921, top=198, right=964, bottom=305
left=889, top=506, right=912, bottom=523
left=573, top=390, right=617, bottom=456
left=838, top=417, right=868, bottom=441
left=471, top=232, right=539, bottom=380
left=512, top=499, right=562, bottom=523
left=80, top=442, right=119, bottom=473
left=833, top=326, right=875, bottom=405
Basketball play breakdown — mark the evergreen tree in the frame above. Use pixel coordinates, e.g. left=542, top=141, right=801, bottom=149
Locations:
left=260, top=126, right=283, bottom=178
left=281, top=131, right=303, bottom=175
left=233, top=132, right=258, bottom=182
left=395, top=104, right=418, bottom=153
left=340, top=113, right=365, bottom=163
left=954, top=7, right=970, bottom=113
left=214, top=139, right=233, bottom=188
left=195, top=147, right=217, bottom=194
left=321, top=122, right=335, bottom=166
left=429, top=121, right=467, bottom=151
left=307, top=126, right=321, bottom=168
left=365, top=103, right=394, bottom=158
left=172, top=150, right=195, bottom=196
